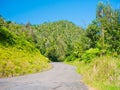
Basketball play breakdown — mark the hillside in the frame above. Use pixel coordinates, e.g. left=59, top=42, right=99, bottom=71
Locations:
left=32, top=20, right=86, bottom=62
left=0, top=17, right=50, bottom=77
left=0, top=1, right=120, bottom=89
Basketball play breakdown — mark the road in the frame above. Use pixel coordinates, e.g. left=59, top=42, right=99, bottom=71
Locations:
left=0, top=62, right=88, bottom=90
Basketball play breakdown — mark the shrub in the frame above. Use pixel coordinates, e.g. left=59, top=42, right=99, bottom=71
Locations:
left=65, top=54, right=77, bottom=62
left=0, top=27, right=16, bottom=45
left=81, top=48, right=100, bottom=63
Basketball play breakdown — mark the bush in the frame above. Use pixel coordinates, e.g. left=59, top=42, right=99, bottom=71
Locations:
left=65, top=54, right=77, bottom=62
left=81, top=48, right=100, bottom=63
left=0, top=27, right=16, bottom=45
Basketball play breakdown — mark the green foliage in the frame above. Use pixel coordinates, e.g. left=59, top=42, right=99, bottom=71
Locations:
left=76, top=56, right=120, bottom=90
left=64, top=2, right=120, bottom=90
left=45, top=47, right=58, bottom=62
left=0, top=27, right=16, bottom=45
left=86, top=20, right=100, bottom=48
left=81, top=48, right=100, bottom=63
left=32, top=20, right=84, bottom=62
left=65, top=56, right=120, bottom=90
left=65, top=54, right=77, bottom=62
left=0, top=45, right=51, bottom=77
left=0, top=3, right=120, bottom=87
left=0, top=16, right=51, bottom=77
left=85, top=2, right=120, bottom=55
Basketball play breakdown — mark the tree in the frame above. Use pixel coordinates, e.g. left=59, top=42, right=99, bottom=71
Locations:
left=96, top=2, right=117, bottom=54
left=86, top=20, right=100, bottom=48
left=96, top=2, right=106, bottom=55
left=32, top=20, right=84, bottom=61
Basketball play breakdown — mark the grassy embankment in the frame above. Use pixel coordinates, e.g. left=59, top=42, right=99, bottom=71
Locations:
left=0, top=44, right=51, bottom=78
left=66, top=56, right=120, bottom=90
left=0, top=26, right=51, bottom=77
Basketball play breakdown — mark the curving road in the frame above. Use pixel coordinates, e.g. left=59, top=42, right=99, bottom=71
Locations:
left=0, top=62, right=88, bottom=90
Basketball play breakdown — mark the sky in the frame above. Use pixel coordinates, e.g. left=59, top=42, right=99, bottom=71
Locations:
left=0, top=0, right=120, bottom=27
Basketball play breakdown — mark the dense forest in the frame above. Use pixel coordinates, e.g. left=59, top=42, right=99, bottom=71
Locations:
left=0, top=1, right=120, bottom=90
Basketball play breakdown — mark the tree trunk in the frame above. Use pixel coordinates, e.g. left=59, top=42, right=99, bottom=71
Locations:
left=101, top=25, right=104, bottom=56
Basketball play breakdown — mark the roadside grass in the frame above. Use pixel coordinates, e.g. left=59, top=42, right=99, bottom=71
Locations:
left=65, top=56, right=120, bottom=90
left=0, top=45, right=51, bottom=78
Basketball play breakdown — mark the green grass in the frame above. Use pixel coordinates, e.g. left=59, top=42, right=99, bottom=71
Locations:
left=66, top=56, right=120, bottom=90
left=0, top=26, right=51, bottom=78
left=0, top=45, right=51, bottom=77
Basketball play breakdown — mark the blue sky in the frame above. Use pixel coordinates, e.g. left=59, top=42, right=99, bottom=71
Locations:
left=0, top=0, right=120, bottom=27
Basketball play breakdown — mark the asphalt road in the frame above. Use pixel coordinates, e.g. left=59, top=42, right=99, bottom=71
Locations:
left=0, top=62, right=88, bottom=90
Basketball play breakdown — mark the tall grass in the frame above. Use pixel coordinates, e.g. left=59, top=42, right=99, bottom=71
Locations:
left=67, top=56, right=120, bottom=90
left=0, top=45, right=51, bottom=77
